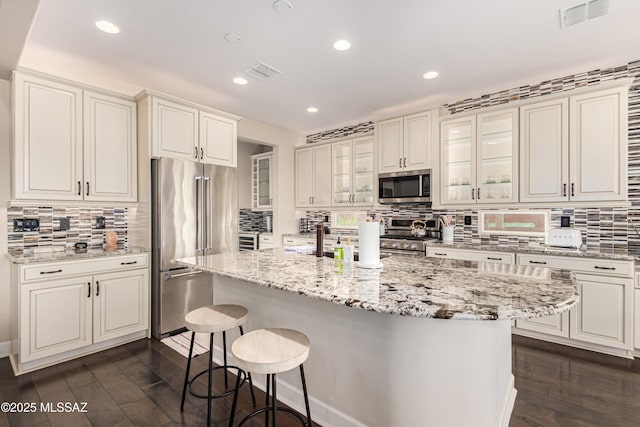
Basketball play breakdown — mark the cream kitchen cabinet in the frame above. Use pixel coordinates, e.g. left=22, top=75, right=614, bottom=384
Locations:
left=378, top=111, right=432, bottom=173
left=520, top=85, right=628, bottom=203
left=425, top=247, right=515, bottom=264
left=295, top=144, right=332, bottom=208
left=140, top=91, right=239, bottom=167
left=332, top=136, right=374, bottom=206
left=12, top=71, right=137, bottom=202
left=440, top=108, right=518, bottom=205
left=252, top=152, right=273, bottom=210
left=514, top=253, right=634, bottom=356
left=11, top=253, right=149, bottom=374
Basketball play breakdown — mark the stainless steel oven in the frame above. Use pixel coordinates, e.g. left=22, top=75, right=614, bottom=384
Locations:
left=378, top=169, right=431, bottom=204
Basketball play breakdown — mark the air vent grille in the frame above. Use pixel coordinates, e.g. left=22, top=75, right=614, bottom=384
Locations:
left=560, top=0, right=612, bottom=28
left=245, top=61, right=283, bottom=80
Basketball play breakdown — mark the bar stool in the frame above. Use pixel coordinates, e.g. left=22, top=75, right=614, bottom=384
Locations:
left=180, top=304, right=256, bottom=427
left=228, top=328, right=312, bottom=427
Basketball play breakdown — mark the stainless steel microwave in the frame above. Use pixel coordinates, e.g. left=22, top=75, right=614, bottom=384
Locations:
left=378, top=169, right=431, bottom=204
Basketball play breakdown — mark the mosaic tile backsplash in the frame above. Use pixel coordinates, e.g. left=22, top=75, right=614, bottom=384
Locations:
left=7, top=206, right=128, bottom=254
left=306, top=121, right=374, bottom=144
left=304, top=59, right=640, bottom=256
left=239, top=209, right=273, bottom=232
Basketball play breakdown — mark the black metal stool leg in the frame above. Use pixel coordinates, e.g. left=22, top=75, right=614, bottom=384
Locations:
left=180, top=331, right=196, bottom=411
left=228, top=369, right=243, bottom=427
left=300, top=364, right=312, bottom=426
left=223, top=330, right=229, bottom=388
left=272, top=374, right=277, bottom=427
left=265, top=373, right=271, bottom=427
left=207, top=332, right=214, bottom=427
left=239, top=326, right=257, bottom=406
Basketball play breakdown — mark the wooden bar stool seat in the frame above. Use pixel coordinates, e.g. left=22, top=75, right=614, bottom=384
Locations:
left=228, top=328, right=312, bottom=427
left=180, top=304, right=256, bottom=427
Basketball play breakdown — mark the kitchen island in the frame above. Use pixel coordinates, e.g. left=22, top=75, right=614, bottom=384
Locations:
left=175, top=249, right=578, bottom=427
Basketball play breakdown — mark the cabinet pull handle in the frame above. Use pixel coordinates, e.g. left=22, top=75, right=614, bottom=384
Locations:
left=96, top=281, right=100, bottom=296
left=399, top=158, right=402, bottom=168
left=571, top=183, right=575, bottom=197
left=529, top=260, right=547, bottom=265
left=594, top=266, right=615, bottom=270
left=563, top=183, right=567, bottom=197
left=195, top=146, right=198, bottom=159
left=477, top=188, right=481, bottom=199
left=40, top=269, right=62, bottom=275
left=86, top=182, right=90, bottom=196
left=312, top=196, right=314, bottom=204
left=200, top=147, right=204, bottom=160
left=434, top=252, right=447, bottom=256
left=87, top=282, right=91, bottom=298
left=77, top=181, right=81, bottom=196
left=404, top=157, right=407, bottom=168
left=487, top=257, right=502, bottom=261
left=471, top=188, right=475, bottom=200
left=121, top=261, right=138, bottom=265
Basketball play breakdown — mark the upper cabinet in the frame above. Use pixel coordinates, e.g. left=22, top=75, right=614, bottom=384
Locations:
left=140, top=91, right=239, bottom=167
left=440, top=108, right=518, bottom=205
left=295, top=144, right=332, bottom=208
left=520, top=86, right=627, bottom=203
left=12, top=71, right=137, bottom=202
left=252, top=152, right=273, bottom=210
left=378, top=111, right=432, bottom=173
left=331, top=136, right=374, bottom=206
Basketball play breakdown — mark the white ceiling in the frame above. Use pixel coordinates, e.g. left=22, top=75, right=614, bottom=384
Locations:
left=8, top=0, right=640, bottom=134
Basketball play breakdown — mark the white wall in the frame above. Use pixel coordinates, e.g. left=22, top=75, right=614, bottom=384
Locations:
left=238, top=119, right=303, bottom=241
left=0, top=79, right=11, bottom=356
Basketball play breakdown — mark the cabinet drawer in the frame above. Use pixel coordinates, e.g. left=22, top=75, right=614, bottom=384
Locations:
left=426, top=248, right=515, bottom=264
left=259, top=235, right=273, bottom=244
left=21, top=254, right=149, bottom=283
left=517, top=254, right=633, bottom=277
left=283, top=237, right=316, bottom=246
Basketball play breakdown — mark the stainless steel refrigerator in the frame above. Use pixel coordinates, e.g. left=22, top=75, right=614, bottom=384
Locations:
left=151, top=158, right=238, bottom=339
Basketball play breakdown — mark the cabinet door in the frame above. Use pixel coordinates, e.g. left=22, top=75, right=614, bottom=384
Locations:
left=295, top=147, right=314, bottom=207
left=93, top=269, right=149, bottom=343
left=152, top=97, right=199, bottom=161
left=477, top=108, right=518, bottom=204
left=313, top=144, right=333, bottom=206
left=20, top=277, right=92, bottom=362
left=84, top=91, right=137, bottom=202
left=253, top=154, right=273, bottom=209
left=200, top=111, right=237, bottom=167
left=515, top=313, right=569, bottom=338
left=13, top=73, right=83, bottom=200
left=519, top=98, right=569, bottom=202
left=635, top=289, right=640, bottom=349
left=440, top=116, right=476, bottom=205
left=378, top=118, right=403, bottom=173
left=404, top=111, right=431, bottom=171
left=569, top=87, right=627, bottom=202
left=569, top=274, right=633, bottom=350
left=352, top=136, right=375, bottom=205
left=332, top=140, right=353, bottom=206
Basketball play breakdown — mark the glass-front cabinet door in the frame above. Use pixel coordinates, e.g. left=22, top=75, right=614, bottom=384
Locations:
left=477, top=108, right=518, bottom=204
left=440, top=116, right=476, bottom=205
left=331, top=136, right=374, bottom=206
left=252, top=153, right=272, bottom=210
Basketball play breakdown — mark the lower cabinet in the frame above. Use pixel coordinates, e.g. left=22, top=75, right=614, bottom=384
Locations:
left=516, top=312, right=569, bottom=338
left=12, top=254, right=150, bottom=373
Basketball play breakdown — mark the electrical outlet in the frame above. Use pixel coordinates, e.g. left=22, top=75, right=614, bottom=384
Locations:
left=560, top=216, right=571, bottom=228
left=59, top=217, right=71, bottom=231
left=96, top=216, right=106, bottom=229
left=13, top=218, right=40, bottom=232
left=464, top=216, right=472, bottom=226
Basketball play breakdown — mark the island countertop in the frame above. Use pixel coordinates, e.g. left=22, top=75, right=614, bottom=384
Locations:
left=174, top=249, right=578, bottom=321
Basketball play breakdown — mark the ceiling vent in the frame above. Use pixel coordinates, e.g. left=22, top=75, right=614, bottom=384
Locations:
left=245, top=61, right=283, bottom=80
left=560, top=0, right=612, bottom=28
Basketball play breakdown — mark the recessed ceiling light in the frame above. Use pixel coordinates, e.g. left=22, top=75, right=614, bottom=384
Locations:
left=95, top=20, right=120, bottom=34
left=306, top=107, right=318, bottom=113
left=224, top=32, right=241, bottom=43
left=422, top=71, right=439, bottom=80
left=233, top=77, right=248, bottom=85
left=333, top=40, right=351, bottom=51
left=274, top=0, right=293, bottom=13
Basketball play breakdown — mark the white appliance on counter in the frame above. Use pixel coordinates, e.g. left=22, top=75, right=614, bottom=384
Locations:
left=546, top=228, right=583, bottom=249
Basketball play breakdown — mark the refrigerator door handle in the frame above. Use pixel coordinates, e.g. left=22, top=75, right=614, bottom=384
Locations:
left=203, top=176, right=211, bottom=251
left=195, top=176, right=203, bottom=253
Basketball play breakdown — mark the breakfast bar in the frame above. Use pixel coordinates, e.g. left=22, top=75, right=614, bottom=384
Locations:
left=175, top=249, right=578, bottom=427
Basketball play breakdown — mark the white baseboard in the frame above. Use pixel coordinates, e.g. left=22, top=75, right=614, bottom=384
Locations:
left=0, top=340, right=11, bottom=358
left=499, top=374, right=517, bottom=427
left=211, top=344, right=366, bottom=427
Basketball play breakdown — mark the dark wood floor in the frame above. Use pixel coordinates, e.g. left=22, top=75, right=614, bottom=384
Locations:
left=2, top=335, right=640, bottom=426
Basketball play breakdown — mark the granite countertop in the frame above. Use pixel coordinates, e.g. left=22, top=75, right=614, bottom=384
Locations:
left=425, top=241, right=636, bottom=261
left=174, top=249, right=578, bottom=321
left=6, top=246, right=150, bottom=264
